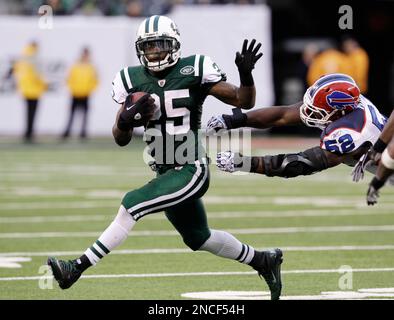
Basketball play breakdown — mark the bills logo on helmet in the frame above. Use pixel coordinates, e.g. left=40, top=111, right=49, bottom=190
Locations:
left=326, top=91, right=356, bottom=110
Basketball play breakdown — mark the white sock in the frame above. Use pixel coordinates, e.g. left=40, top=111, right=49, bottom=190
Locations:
left=198, top=229, right=255, bottom=264
left=84, top=205, right=135, bottom=265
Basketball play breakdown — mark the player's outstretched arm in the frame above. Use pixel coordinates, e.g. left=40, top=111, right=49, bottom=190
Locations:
left=216, top=147, right=343, bottom=177
left=206, top=102, right=303, bottom=133
left=244, top=101, right=303, bottom=129
left=208, top=39, right=262, bottom=109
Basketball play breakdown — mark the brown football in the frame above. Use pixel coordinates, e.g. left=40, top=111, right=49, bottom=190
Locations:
left=128, top=91, right=152, bottom=127
left=130, top=91, right=148, bottom=103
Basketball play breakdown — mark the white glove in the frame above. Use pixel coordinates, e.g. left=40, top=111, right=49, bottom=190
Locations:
left=216, top=151, right=236, bottom=172
left=351, top=147, right=382, bottom=182
left=351, top=153, right=369, bottom=182
left=206, top=115, right=227, bottom=135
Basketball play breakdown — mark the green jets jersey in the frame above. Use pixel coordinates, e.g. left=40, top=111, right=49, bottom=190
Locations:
left=112, top=55, right=226, bottom=165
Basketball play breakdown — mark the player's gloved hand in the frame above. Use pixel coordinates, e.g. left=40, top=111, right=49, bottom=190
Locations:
left=206, top=115, right=227, bottom=134
left=351, top=147, right=382, bottom=182
left=235, top=39, right=263, bottom=86
left=216, top=151, right=244, bottom=173
left=206, top=109, right=247, bottom=134
left=366, top=177, right=385, bottom=205
left=366, top=184, right=379, bottom=206
left=217, top=151, right=235, bottom=172
left=353, top=139, right=387, bottom=182
left=117, top=93, right=155, bottom=131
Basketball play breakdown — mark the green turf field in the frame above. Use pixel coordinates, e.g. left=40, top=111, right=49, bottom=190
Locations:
left=1, top=137, right=394, bottom=300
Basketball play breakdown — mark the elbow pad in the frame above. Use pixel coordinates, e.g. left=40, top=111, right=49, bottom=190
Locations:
left=263, top=146, right=329, bottom=178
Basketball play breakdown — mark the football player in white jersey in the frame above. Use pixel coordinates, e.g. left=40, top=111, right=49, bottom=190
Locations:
left=207, top=73, right=388, bottom=179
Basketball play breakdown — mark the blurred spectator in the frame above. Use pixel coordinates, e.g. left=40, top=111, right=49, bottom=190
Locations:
left=140, top=0, right=172, bottom=16
left=4, top=0, right=263, bottom=15
left=62, top=47, right=98, bottom=140
left=341, top=36, right=369, bottom=93
left=306, top=44, right=352, bottom=87
left=44, top=0, right=68, bottom=15
left=297, top=43, right=319, bottom=91
left=125, top=0, right=143, bottom=17
left=13, top=41, right=48, bottom=143
left=71, top=0, right=107, bottom=15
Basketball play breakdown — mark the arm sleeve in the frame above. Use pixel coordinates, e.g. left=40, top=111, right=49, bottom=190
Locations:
left=261, top=146, right=330, bottom=178
left=111, top=71, right=129, bottom=104
left=201, top=55, right=227, bottom=85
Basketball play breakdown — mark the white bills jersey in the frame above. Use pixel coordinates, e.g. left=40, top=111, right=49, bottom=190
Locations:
left=320, top=95, right=387, bottom=162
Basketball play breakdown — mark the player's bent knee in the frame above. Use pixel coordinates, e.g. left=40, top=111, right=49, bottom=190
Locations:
left=121, top=190, right=138, bottom=208
left=182, top=229, right=211, bottom=251
left=121, top=190, right=147, bottom=215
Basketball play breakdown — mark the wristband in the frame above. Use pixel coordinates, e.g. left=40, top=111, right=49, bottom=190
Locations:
left=250, top=157, right=260, bottom=173
left=239, top=73, right=254, bottom=87
left=373, top=138, right=387, bottom=153
left=234, top=155, right=260, bottom=173
left=370, top=177, right=385, bottom=190
left=223, top=108, right=247, bottom=129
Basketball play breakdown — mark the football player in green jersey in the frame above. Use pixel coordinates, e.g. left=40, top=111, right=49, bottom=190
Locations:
left=48, top=15, right=283, bottom=300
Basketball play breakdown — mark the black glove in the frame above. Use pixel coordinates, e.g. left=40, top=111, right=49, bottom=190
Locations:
left=235, top=39, right=263, bottom=86
left=366, top=177, right=385, bottom=205
left=117, top=93, right=155, bottom=131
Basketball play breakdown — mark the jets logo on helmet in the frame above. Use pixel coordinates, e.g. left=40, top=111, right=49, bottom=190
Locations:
left=170, top=22, right=180, bottom=36
left=135, top=15, right=181, bottom=72
left=300, top=73, right=361, bottom=129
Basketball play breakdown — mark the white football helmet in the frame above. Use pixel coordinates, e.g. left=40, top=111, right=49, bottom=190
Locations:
left=135, top=15, right=181, bottom=72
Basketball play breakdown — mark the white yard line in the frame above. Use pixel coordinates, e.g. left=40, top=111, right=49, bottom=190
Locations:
left=0, top=208, right=392, bottom=223
left=1, top=267, right=394, bottom=282
left=1, top=245, right=394, bottom=258
left=1, top=198, right=394, bottom=210
left=0, top=215, right=111, bottom=223
left=0, top=201, right=117, bottom=210
left=1, top=225, right=394, bottom=239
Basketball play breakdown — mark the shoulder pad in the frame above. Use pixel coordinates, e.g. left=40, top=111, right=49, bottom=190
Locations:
left=200, top=55, right=226, bottom=84
left=323, top=107, right=366, bottom=136
left=111, top=67, right=133, bottom=104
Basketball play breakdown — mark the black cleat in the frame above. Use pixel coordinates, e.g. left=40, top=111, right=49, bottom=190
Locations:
left=255, top=248, right=283, bottom=300
left=47, top=257, right=82, bottom=289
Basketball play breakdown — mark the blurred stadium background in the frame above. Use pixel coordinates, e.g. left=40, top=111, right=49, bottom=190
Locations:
left=1, top=0, right=394, bottom=300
